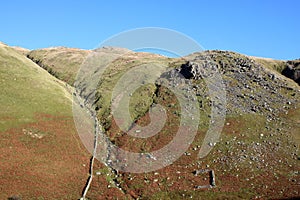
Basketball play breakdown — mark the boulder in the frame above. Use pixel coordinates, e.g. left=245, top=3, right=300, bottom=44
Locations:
left=282, top=60, right=300, bottom=85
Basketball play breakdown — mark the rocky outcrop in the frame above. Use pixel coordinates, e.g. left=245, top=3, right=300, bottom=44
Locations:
left=282, top=60, right=300, bottom=85
left=177, top=51, right=300, bottom=119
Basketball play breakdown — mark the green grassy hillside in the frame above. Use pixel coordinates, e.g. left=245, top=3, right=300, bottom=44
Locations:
left=0, top=43, right=72, bottom=132
left=0, top=43, right=90, bottom=199
left=27, top=47, right=89, bottom=85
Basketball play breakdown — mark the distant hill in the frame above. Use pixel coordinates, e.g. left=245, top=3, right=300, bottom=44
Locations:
left=27, top=47, right=90, bottom=85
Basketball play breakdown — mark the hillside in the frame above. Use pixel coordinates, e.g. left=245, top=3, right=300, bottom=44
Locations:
left=0, top=43, right=299, bottom=199
left=84, top=49, right=300, bottom=199
left=27, top=47, right=90, bottom=85
left=252, top=56, right=300, bottom=85
left=0, top=43, right=92, bottom=199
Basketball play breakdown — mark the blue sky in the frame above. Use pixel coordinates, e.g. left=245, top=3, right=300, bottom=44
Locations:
left=0, top=0, right=299, bottom=60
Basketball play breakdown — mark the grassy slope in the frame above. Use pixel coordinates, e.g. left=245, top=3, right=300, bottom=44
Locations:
left=27, top=47, right=89, bottom=85
left=94, top=52, right=171, bottom=129
left=251, top=56, right=287, bottom=73
left=0, top=44, right=72, bottom=132
left=0, top=43, right=90, bottom=199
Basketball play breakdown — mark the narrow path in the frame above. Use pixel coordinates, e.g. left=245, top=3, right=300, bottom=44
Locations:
left=80, top=114, right=99, bottom=199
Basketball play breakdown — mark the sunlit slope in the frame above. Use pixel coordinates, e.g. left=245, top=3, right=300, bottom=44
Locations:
left=0, top=43, right=90, bottom=199
left=27, top=47, right=89, bottom=85
left=0, top=43, right=73, bottom=132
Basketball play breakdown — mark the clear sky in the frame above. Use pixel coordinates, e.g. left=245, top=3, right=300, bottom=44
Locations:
left=0, top=0, right=299, bottom=60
